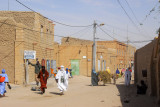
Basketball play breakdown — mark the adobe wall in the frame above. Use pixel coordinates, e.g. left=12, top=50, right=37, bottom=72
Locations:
left=134, top=40, right=156, bottom=95
left=0, top=18, right=16, bottom=83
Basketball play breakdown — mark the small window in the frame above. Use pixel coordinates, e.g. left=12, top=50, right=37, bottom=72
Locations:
left=41, top=25, right=43, bottom=36
left=142, top=70, right=147, bottom=77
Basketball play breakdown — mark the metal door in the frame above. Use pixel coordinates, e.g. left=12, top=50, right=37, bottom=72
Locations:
left=51, top=60, right=56, bottom=73
left=71, top=60, right=79, bottom=75
left=98, top=60, right=101, bottom=71
left=104, top=60, right=106, bottom=71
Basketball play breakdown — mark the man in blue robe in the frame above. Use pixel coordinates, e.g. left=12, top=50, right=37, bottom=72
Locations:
left=116, top=68, right=120, bottom=74
left=0, top=69, right=9, bottom=97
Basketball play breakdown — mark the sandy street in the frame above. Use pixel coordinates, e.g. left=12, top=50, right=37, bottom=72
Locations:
left=0, top=76, right=156, bottom=107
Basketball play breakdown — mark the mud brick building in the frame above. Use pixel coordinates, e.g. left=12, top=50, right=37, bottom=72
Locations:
left=0, top=11, right=55, bottom=84
left=56, top=37, right=136, bottom=76
left=97, top=41, right=135, bottom=72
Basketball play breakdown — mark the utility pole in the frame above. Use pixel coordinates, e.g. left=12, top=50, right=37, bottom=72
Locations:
left=126, top=25, right=129, bottom=68
left=159, top=28, right=160, bottom=37
left=93, top=21, right=96, bottom=71
left=91, top=21, right=98, bottom=86
left=113, top=28, right=114, bottom=40
left=8, top=0, right=9, bottom=11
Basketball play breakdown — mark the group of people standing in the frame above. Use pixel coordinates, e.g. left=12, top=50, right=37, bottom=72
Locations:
left=29, top=58, right=71, bottom=95
left=110, top=67, right=132, bottom=86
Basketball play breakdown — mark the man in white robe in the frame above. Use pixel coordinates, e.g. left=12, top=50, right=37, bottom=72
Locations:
left=125, top=68, right=131, bottom=86
left=55, top=65, right=67, bottom=95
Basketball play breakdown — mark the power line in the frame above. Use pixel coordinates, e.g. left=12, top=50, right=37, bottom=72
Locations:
left=0, top=21, right=93, bottom=46
left=128, top=40, right=139, bottom=48
left=0, top=21, right=93, bottom=61
left=117, top=0, right=140, bottom=32
left=0, top=42, right=23, bottom=62
left=97, top=37, right=152, bottom=43
left=0, top=19, right=151, bottom=59
left=0, top=21, right=64, bottom=38
left=15, top=0, right=93, bottom=27
left=55, top=26, right=92, bottom=43
left=97, top=25, right=151, bottom=48
left=15, top=0, right=35, bottom=12
left=96, top=20, right=153, bottom=39
left=97, top=25, right=116, bottom=40
left=69, top=26, right=92, bottom=37
left=0, top=18, right=9, bottom=28
left=0, top=21, right=57, bottom=56
left=123, top=0, right=140, bottom=24
left=99, top=26, right=130, bottom=40
left=141, top=1, right=160, bottom=24
left=96, top=25, right=152, bottom=48
left=123, top=40, right=153, bottom=43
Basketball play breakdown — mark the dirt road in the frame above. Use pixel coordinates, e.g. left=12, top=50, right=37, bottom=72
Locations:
left=0, top=76, right=156, bottom=107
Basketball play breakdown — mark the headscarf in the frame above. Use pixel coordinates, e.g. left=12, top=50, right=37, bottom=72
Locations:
left=60, top=65, right=65, bottom=71
left=2, top=69, right=5, bottom=73
left=116, top=68, right=120, bottom=74
left=66, top=68, right=69, bottom=74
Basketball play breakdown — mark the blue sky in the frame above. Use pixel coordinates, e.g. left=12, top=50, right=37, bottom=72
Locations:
left=0, top=0, right=159, bottom=48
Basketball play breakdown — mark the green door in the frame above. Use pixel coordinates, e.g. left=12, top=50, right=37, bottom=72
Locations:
left=71, top=60, right=79, bottom=75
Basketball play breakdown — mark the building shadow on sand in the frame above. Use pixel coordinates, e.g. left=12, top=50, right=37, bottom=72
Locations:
left=116, top=84, right=157, bottom=107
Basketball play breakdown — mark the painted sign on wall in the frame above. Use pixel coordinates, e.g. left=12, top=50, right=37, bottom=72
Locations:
left=24, top=50, right=36, bottom=59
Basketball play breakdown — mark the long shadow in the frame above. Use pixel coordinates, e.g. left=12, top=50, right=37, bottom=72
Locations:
left=49, top=92, right=62, bottom=95
left=116, top=84, right=156, bottom=107
left=86, top=84, right=108, bottom=86
left=34, top=92, right=42, bottom=95
left=0, top=96, right=8, bottom=98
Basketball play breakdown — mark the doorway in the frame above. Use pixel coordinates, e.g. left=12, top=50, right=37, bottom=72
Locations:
left=71, top=60, right=80, bottom=75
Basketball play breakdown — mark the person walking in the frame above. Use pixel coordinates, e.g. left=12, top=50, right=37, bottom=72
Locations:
left=0, top=69, right=10, bottom=97
left=121, top=68, right=125, bottom=77
left=28, top=58, right=41, bottom=86
left=116, top=68, right=120, bottom=75
left=65, top=68, right=69, bottom=89
left=113, top=73, right=117, bottom=85
left=106, top=67, right=111, bottom=74
left=55, top=65, right=67, bottom=95
left=38, top=66, right=49, bottom=94
left=125, top=68, right=131, bottom=86
left=69, top=69, right=73, bottom=78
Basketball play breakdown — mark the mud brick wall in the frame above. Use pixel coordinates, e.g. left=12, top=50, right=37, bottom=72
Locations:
left=0, top=18, right=16, bottom=83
